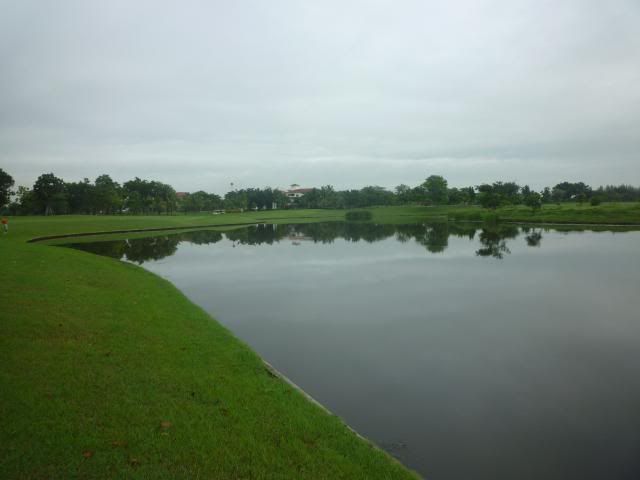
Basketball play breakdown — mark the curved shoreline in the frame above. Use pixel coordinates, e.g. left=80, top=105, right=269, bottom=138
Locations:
left=26, top=214, right=340, bottom=243
left=3, top=213, right=420, bottom=479
left=27, top=216, right=640, bottom=244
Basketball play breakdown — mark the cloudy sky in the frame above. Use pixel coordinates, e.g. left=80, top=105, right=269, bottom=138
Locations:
left=1, top=0, right=639, bottom=193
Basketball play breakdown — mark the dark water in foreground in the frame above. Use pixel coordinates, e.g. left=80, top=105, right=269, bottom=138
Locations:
left=66, top=222, right=640, bottom=480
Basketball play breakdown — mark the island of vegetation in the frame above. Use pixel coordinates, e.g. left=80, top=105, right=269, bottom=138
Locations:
left=1, top=167, right=639, bottom=478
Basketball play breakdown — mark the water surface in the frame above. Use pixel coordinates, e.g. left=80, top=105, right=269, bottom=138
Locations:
left=66, top=222, right=640, bottom=480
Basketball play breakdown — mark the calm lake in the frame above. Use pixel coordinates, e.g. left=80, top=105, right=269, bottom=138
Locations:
left=66, top=222, right=640, bottom=480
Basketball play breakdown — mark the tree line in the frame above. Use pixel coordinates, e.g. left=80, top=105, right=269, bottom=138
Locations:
left=3, top=173, right=180, bottom=215
left=1, top=168, right=639, bottom=215
left=288, top=176, right=640, bottom=211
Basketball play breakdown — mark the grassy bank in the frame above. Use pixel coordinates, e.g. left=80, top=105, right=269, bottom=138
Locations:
left=2, top=202, right=638, bottom=478
left=11, top=202, right=640, bottom=245
left=441, top=201, right=640, bottom=225
left=1, top=211, right=418, bottom=479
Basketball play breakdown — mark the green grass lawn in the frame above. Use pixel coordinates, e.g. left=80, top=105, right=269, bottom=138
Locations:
left=1, top=211, right=418, bottom=479
left=2, top=203, right=638, bottom=479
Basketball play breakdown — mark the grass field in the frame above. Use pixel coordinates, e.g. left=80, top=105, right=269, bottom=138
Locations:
left=1, top=210, right=419, bottom=479
left=2, top=203, right=638, bottom=479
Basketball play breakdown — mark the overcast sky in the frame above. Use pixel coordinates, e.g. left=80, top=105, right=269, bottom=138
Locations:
left=1, top=0, right=639, bottom=193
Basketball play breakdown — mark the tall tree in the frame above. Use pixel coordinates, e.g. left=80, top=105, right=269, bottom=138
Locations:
left=67, top=178, right=95, bottom=214
left=94, top=174, right=122, bottom=214
left=395, top=184, right=412, bottom=204
left=11, top=186, right=36, bottom=215
left=422, top=175, right=449, bottom=205
left=0, top=168, right=14, bottom=208
left=180, top=191, right=223, bottom=212
left=33, top=173, right=67, bottom=215
left=553, top=181, right=592, bottom=200
left=476, top=184, right=503, bottom=209
left=523, top=191, right=542, bottom=212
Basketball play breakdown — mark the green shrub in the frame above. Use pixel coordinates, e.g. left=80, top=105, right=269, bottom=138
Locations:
left=482, top=212, right=500, bottom=223
left=345, top=210, right=372, bottom=221
left=449, top=210, right=482, bottom=221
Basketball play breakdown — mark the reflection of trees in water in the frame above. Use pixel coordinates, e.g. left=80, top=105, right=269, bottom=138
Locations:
left=224, top=222, right=399, bottom=245
left=475, top=225, right=519, bottom=259
left=396, top=223, right=477, bottom=253
left=68, top=240, right=128, bottom=260
left=69, top=233, right=187, bottom=264
left=521, top=226, right=543, bottom=247
left=404, top=223, right=449, bottom=253
left=186, top=230, right=223, bottom=245
left=67, top=222, right=556, bottom=263
left=333, top=223, right=396, bottom=243
left=125, top=236, right=180, bottom=264
left=525, top=231, right=543, bottom=247
left=224, top=224, right=285, bottom=245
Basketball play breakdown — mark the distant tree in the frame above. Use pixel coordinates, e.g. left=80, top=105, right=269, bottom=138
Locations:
left=553, top=181, right=592, bottom=200
left=67, top=178, right=95, bottom=214
left=476, top=184, right=503, bottom=209
left=33, top=173, right=67, bottom=215
left=150, top=181, right=177, bottom=214
left=551, top=187, right=567, bottom=204
left=0, top=168, right=14, bottom=209
left=395, top=184, right=412, bottom=204
left=359, top=186, right=394, bottom=207
left=181, top=191, right=223, bottom=212
left=340, top=189, right=362, bottom=209
left=272, top=189, right=288, bottom=209
left=475, top=181, right=522, bottom=209
left=477, top=191, right=502, bottom=209
left=447, top=187, right=463, bottom=205
left=123, top=177, right=151, bottom=213
left=523, top=192, right=542, bottom=212
left=422, top=175, right=448, bottom=205
left=590, top=196, right=602, bottom=206
left=8, top=186, right=35, bottom=215
left=317, top=185, right=339, bottom=208
left=460, top=186, right=476, bottom=205
left=94, top=174, right=122, bottom=214
left=541, top=187, right=552, bottom=204
left=447, top=186, right=477, bottom=205
left=492, top=181, right=522, bottom=204
left=224, top=189, right=248, bottom=210
left=593, top=184, right=640, bottom=202
left=122, top=177, right=175, bottom=214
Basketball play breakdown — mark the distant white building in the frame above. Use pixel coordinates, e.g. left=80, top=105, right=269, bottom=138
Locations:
left=286, top=188, right=313, bottom=200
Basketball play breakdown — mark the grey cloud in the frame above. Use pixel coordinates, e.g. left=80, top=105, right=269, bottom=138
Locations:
left=1, top=0, right=639, bottom=192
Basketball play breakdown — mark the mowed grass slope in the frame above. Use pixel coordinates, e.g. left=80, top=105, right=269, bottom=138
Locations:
left=1, top=212, right=417, bottom=479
